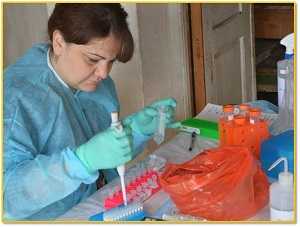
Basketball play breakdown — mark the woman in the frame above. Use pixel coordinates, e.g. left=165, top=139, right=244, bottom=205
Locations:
left=4, top=3, right=178, bottom=220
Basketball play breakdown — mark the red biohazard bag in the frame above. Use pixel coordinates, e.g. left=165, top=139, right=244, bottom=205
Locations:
left=159, top=146, right=269, bottom=221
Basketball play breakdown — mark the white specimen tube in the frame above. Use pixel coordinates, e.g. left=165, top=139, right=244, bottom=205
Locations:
left=153, top=106, right=166, bottom=145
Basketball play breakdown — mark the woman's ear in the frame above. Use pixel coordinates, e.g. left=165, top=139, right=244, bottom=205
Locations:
left=52, top=30, right=66, bottom=56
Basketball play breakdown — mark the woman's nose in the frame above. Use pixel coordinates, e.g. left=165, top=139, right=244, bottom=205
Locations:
left=94, top=63, right=109, bottom=80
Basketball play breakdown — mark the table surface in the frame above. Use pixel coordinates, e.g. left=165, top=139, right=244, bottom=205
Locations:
left=58, top=103, right=281, bottom=221
left=58, top=131, right=271, bottom=221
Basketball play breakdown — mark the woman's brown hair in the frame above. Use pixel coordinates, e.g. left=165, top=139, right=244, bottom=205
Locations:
left=48, top=3, right=134, bottom=62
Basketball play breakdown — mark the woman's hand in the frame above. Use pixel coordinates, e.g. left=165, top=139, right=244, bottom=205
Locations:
left=123, top=98, right=181, bottom=137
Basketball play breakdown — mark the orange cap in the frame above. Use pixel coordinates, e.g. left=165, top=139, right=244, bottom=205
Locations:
left=239, top=104, right=250, bottom=111
left=223, top=105, right=234, bottom=113
left=249, top=108, right=262, bottom=117
left=234, top=116, right=246, bottom=125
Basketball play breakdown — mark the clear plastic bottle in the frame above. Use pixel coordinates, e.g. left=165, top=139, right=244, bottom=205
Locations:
left=268, top=157, right=294, bottom=221
left=277, top=33, right=294, bottom=131
left=278, top=59, right=294, bottom=130
left=249, top=107, right=262, bottom=124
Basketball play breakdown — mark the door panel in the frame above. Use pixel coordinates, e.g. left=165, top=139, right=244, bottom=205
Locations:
left=210, top=4, right=241, bottom=26
left=202, top=3, right=256, bottom=105
left=215, top=39, right=243, bottom=104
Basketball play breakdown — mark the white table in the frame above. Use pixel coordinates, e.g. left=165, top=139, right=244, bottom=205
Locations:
left=58, top=131, right=270, bottom=221
left=59, top=103, right=280, bottom=221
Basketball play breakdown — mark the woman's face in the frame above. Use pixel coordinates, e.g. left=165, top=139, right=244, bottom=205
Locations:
left=52, top=32, right=121, bottom=92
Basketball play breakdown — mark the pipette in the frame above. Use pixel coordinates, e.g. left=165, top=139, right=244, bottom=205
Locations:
left=111, top=112, right=127, bottom=206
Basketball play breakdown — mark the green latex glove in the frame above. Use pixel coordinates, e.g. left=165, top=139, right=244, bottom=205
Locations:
left=123, top=98, right=181, bottom=137
left=75, top=126, right=133, bottom=173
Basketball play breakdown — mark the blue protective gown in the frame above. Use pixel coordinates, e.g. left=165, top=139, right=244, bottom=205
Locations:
left=4, top=43, right=149, bottom=220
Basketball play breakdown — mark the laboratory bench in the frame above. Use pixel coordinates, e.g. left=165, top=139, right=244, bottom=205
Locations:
left=57, top=103, right=282, bottom=222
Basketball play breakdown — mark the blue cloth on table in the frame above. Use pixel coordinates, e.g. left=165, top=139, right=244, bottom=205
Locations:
left=247, top=100, right=278, bottom=114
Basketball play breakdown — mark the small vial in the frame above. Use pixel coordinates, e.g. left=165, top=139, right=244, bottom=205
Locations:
left=222, top=105, right=234, bottom=121
left=249, top=108, right=262, bottom=124
left=153, top=106, right=166, bottom=145
left=238, top=104, right=250, bottom=118
left=111, top=112, right=123, bottom=132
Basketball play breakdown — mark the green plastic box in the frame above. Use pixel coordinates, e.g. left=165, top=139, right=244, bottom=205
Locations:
left=180, top=118, right=219, bottom=140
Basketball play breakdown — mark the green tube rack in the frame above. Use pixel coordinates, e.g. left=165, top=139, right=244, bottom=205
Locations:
left=180, top=118, right=219, bottom=140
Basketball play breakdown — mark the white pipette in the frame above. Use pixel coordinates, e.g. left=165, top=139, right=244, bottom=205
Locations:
left=111, top=112, right=127, bottom=206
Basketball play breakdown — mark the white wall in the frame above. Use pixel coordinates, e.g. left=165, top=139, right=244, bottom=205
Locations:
left=3, top=4, right=48, bottom=66
left=137, top=4, right=192, bottom=120
left=110, top=4, right=144, bottom=117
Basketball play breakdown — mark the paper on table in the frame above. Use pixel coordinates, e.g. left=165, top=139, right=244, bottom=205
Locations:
left=195, top=103, right=222, bottom=122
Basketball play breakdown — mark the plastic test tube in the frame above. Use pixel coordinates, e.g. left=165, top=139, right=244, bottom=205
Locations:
left=153, top=106, right=166, bottom=145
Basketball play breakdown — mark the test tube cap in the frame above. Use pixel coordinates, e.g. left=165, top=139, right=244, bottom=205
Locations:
left=239, top=104, right=250, bottom=111
left=111, top=112, right=119, bottom=124
left=249, top=108, right=262, bottom=117
left=223, top=105, right=234, bottom=112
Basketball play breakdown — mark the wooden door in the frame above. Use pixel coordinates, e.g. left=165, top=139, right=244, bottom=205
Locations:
left=194, top=3, right=256, bottom=108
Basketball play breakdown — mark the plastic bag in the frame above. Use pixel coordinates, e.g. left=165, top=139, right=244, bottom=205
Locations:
left=159, top=146, right=269, bottom=221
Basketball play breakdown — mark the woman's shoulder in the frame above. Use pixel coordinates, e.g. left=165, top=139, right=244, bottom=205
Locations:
left=4, top=43, right=56, bottom=95
left=4, top=71, right=63, bottom=114
left=5, top=43, right=52, bottom=82
left=5, top=80, right=61, bottom=111
left=7, top=43, right=50, bottom=67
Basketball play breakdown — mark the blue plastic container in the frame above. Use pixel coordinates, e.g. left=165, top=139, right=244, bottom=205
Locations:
left=260, top=130, right=294, bottom=180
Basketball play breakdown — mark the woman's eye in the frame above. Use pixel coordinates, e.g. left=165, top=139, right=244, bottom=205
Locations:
left=88, top=58, right=99, bottom=64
